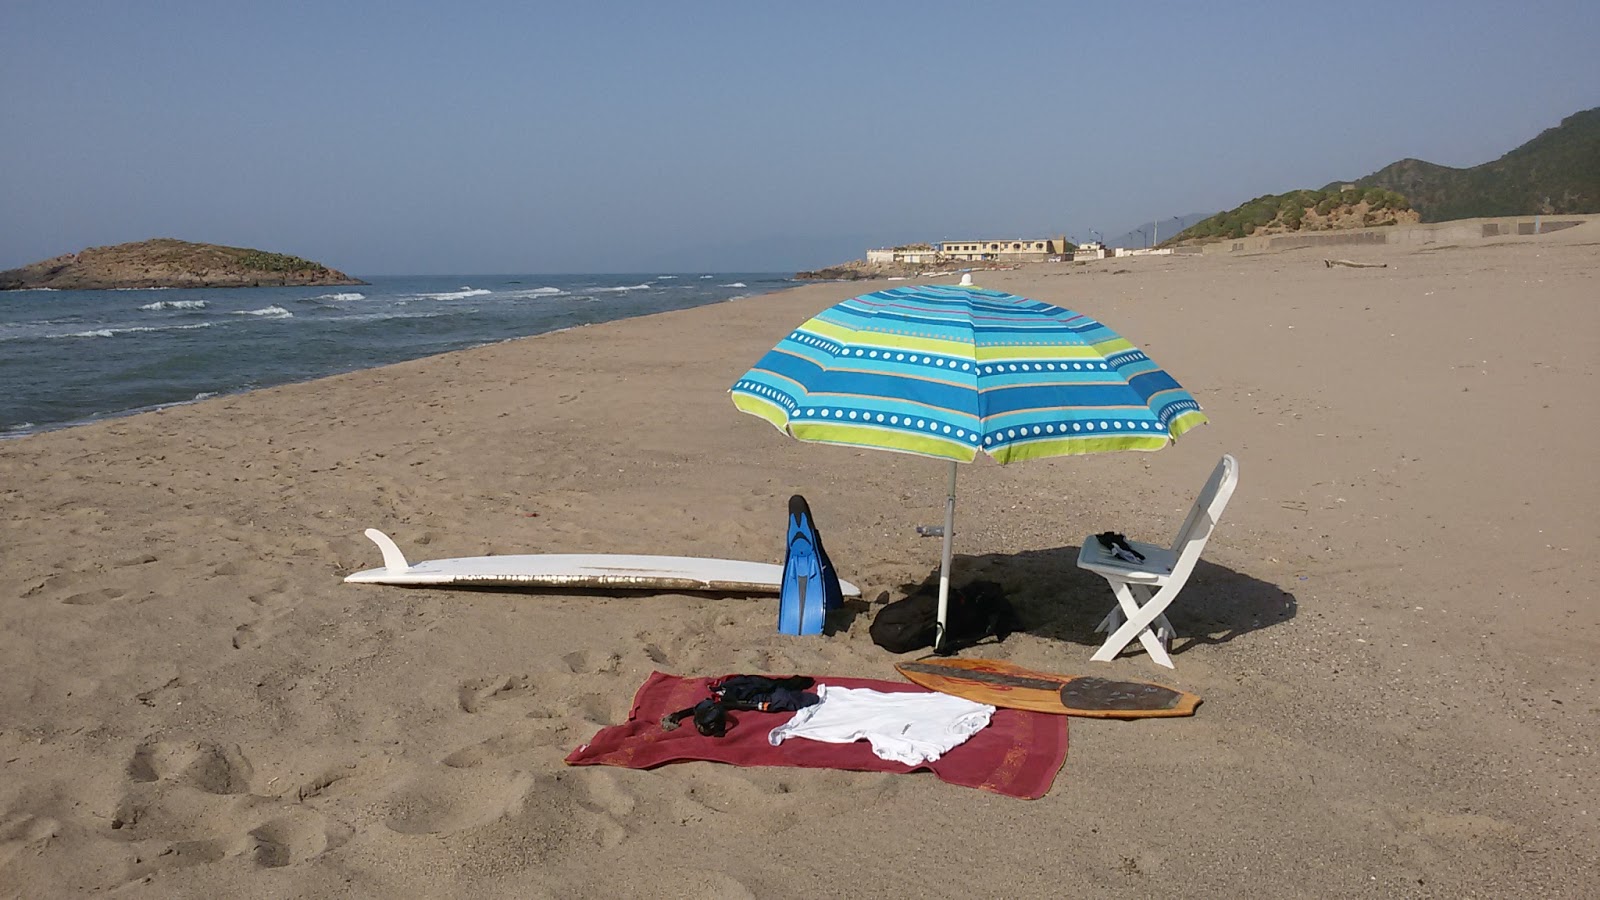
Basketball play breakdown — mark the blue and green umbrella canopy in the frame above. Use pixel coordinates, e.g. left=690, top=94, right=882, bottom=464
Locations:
left=730, top=284, right=1207, bottom=463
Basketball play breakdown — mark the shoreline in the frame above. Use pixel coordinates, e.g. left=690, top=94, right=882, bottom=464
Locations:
left=0, top=275, right=800, bottom=438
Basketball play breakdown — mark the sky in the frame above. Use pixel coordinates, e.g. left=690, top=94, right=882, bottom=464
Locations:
left=2, top=1, right=1597, bottom=275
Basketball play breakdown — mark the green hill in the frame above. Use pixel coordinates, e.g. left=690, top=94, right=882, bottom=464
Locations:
left=1335, top=106, right=1600, bottom=221
left=1170, top=187, right=1417, bottom=243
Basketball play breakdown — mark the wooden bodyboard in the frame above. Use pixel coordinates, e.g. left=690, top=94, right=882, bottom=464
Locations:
left=345, top=529, right=861, bottom=596
left=896, top=658, right=1200, bottom=719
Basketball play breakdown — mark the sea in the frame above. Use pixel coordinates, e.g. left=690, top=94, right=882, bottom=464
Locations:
left=0, top=273, right=798, bottom=438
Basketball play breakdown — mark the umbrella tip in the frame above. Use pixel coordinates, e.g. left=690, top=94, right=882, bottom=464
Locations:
left=958, top=273, right=973, bottom=286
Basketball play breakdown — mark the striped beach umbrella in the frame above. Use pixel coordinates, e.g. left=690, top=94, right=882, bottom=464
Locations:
left=730, top=283, right=1207, bottom=648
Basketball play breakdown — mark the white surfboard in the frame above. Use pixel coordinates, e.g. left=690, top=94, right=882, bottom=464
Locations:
left=345, top=529, right=861, bottom=596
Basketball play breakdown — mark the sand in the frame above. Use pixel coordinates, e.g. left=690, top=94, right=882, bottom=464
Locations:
left=2, top=225, right=1597, bottom=898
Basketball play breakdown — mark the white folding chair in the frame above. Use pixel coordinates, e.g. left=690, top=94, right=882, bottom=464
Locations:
left=1076, top=454, right=1239, bottom=668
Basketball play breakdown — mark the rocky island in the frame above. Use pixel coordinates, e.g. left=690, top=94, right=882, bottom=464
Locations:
left=0, top=238, right=366, bottom=290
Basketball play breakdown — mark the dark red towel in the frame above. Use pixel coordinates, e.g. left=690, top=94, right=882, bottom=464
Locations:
left=565, top=671, right=1068, bottom=800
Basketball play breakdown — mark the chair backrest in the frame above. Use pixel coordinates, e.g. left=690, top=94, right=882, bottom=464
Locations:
left=1167, top=454, right=1239, bottom=568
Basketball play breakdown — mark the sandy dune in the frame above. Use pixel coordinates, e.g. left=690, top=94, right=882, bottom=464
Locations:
left=2, top=225, right=1596, bottom=897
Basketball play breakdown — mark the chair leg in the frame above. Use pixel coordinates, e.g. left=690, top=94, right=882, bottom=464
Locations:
left=1092, top=582, right=1177, bottom=668
left=1153, top=612, right=1174, bottom=646
left=1094, top=604, right=1124, bottom=634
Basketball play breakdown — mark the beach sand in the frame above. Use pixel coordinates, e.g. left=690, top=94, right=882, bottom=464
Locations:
left=3, top=225, right=1597, bottom=897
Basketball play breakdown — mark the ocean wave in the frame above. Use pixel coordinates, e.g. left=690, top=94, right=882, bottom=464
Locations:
left=140, top=299, right=209, bottom=311
left=721, top=282, right=747, bottom=288
left=657, top=275, right=678, bottom=279
left=418, top=287, right=492, bottom=300
left=326, top=309, right=455, bottom=324
left=313, top=292, right=365, bottom=302
left=232, top=305, right=293, bottom=318
left=52, top=322, right=215, bottom=339
left=192, top=391, right=220, bottom=401
left=589, top=283, right=653, bottom=293
left=700, top=275, right=714, bottom=279
left=501, top=286, right=567, bottom=298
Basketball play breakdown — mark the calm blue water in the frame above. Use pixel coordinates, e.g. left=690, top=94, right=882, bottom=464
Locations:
left=0, top=273, right=796, bottom=437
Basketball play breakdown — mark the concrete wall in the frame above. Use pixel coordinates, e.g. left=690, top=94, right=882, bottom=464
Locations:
left=1199, top=214, right=1599, bottom=255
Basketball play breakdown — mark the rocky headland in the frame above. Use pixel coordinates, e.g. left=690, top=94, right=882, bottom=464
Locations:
left=0, top=238, right=366, bottom=290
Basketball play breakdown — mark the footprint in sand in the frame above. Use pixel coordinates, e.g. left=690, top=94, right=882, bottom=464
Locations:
left=111, top=746, right=352, bottom=885
left=127, top=739, right=255, bottom=795
left=249, top=810, right=345, bottom=868
left=380, top=769, right=537, bottom=835
left=125, top=835, right=248, bottom=880
left=431, top=772, right=629, bottom=856
left=61, top=586, right=128, bottom=606
left=439, top=728, right=555, bottom=769
left=0, top=815, right=61, bottom=869
left=561, top=649, right=621, bottom=675
left=233, top=580, right=297, bottom=649
left=456, top=674, right=537, bottom=713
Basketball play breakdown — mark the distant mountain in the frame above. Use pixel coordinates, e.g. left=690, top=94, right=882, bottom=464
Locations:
left=1104, top=213, right=1213, bottom=250
left=1331, top=106, right=1600, bottom=221
left=0, top=238, right=364, bottom=290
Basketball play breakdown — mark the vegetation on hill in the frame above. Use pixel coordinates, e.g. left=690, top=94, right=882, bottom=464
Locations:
left=1168, top=106, right=1598, bottom=246
left=1171, top=187, right=1415, bottom=243
left=0, top=238, right=365, bottom=290
left=1336, top=107, right=1600, bottom=221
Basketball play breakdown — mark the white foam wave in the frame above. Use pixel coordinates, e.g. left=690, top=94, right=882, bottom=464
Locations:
left=657, top=275, right=678, bottom=279
left=53, top=322, right=215, bottom=339
left=721, top=282, right=747, bottom=288
left=140, top=299, right=209, bottom=310
left=313, top=292, right=365, bottom=301
left=418, top=287, right=492, bottom=300
left=700, top=275, right=714, bottom=279
left=500, top=286, right=567, bottom=299
left=232, top=305, right=293, bottom=318
left=589, top=283, right=653, bottom=293
left=192, top=391, right=220, bottom=401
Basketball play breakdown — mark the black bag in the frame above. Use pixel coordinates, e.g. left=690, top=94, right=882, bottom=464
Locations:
left=869, top=581, right=1015, bottom=655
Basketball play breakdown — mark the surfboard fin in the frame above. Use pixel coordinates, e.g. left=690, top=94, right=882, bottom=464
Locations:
left=363, top=528, right=412, bottom=573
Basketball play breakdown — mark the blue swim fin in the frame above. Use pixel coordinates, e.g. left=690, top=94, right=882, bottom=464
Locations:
left=780, top=495, right=827, bottom=635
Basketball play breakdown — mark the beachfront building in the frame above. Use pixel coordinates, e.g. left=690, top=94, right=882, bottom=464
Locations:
left=1073, top=241, right=1108, bottom=260
left=939, top=237, right=1073, bottom=262
left=866, top=244, right=942, bottom=265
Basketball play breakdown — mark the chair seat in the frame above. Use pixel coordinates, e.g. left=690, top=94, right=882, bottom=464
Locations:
left=1076, top=537, right=1176, bottom=585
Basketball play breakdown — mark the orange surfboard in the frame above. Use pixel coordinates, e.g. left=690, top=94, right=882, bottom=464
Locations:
left=896, top=658, right=1200, bottom=719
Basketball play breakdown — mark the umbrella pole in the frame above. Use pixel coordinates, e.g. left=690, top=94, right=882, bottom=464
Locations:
left=934, top=460, right=958, bottom=651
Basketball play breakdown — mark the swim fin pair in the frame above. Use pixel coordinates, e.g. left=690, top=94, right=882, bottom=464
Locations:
left=778, top=494, right=843, bottom=635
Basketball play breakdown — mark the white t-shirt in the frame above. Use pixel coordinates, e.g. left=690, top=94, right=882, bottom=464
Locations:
left=767, top=684, right=994, bottom=765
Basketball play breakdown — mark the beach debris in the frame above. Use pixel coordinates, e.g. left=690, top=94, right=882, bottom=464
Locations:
left=1323, top=258, right=1388, bottom=269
